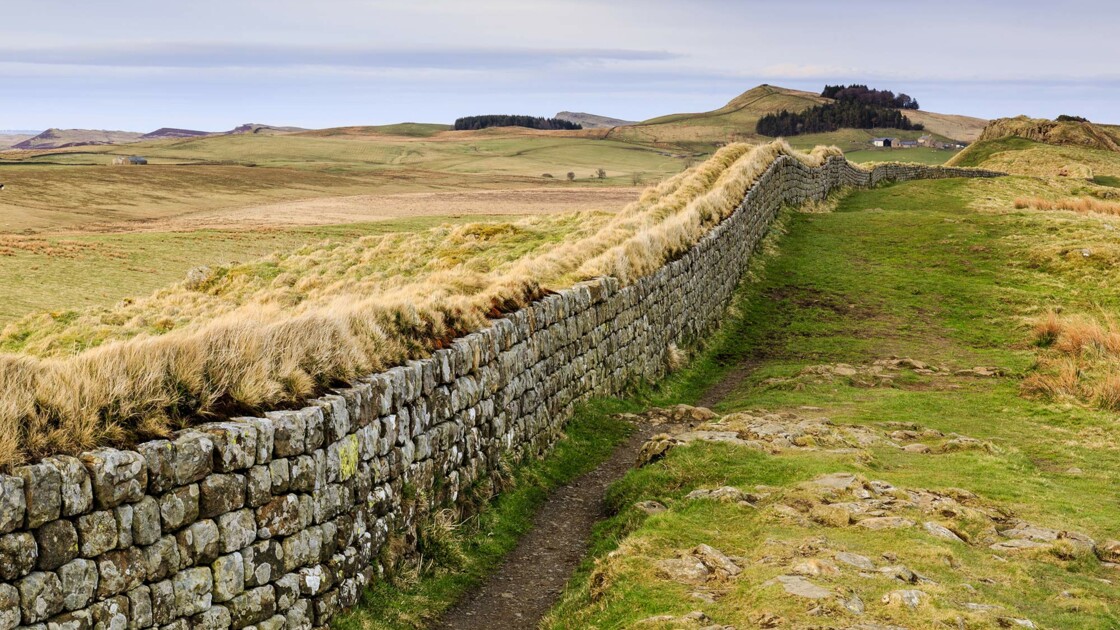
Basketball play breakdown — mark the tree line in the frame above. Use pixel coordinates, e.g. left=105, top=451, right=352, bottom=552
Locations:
left=757, top=101, right=924, bottom=137
left=453, top=115, right=582, bottom=131
left=821, top=84, right=920, bottom=110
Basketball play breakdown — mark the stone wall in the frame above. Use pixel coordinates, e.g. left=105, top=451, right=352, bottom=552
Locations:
left=0, top=157, right=1000, bottom=630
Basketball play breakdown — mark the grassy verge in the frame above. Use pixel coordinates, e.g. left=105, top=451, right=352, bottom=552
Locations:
left=545, top=177, right=1120, bottom=628
left=332, top=401, right=635, bottom=629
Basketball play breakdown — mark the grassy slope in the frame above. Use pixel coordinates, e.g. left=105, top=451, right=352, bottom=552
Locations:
left=951, top=136, right=1120, bottom=179
left=545, top=177, right=1120, bottom=628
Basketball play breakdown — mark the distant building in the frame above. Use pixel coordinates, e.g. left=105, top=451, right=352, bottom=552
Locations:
left=871, top=137, right=893, bottom=147
left=112, top=155, right=148, bottom=165
left=918, top=134, right=935, bottom=147
left=897, top=140, right=919, bottom=148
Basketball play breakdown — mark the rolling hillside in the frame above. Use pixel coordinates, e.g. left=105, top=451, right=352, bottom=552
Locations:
left=949, top=117, right=1120, bottom=179
left=555, top=111, right=637, bottom=129
left=606, top=84, right=987, bottom=151
left=12, top=127, right=144, bottom=150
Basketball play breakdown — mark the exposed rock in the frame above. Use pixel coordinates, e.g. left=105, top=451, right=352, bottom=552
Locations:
left=1095, top=539, right=1120, bottom=563
left=656, top=557, right=711, bottom=585
left=923, top=521, right=965, bottom=543
left=764, top=575, right=832, bottom=599
left=810, top=503, right=852, bottom=527
left=634, top=500, right=668, bottom=515
left=691, top=544, right=741, bottom=578
left=686, top=486, right=752, bottom=503
left=843, top=593, right=865, bottom=614
left=881, top=588, right=927, bottom=609
left=990, top=539, right=1051, bottom=552
left=636, top=434, right=676, bottom=467
left=790, top=558, right=840, bottom=577
left=835, top=551, right=875, bottom=571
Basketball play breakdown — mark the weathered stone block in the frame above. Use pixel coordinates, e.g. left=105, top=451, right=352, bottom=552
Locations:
left=15, top=463, right=61, bottom=528
left=0, top=583, right=16, bottom=630
left=57, top=558, right=97, bottom=611
left=141, top=535, right=180, bottom=581
left=191, top=603, right=232, bottom=630
left=255, top=494, right=300, bottom=539
left=18, top=571, right=63, bottom=623
left=159, top=483, right=199, bottom=532
left=242, top=539, right=284, bottom=588
left=79, top=449, right=146, bottom=509
left=171, top=566, right=212, bottom=617
left=267, top=459, right=289, bottom=494
left=0, top=532, right=37, bottom=580
left=149, top=578, right=175, bottom=625
left=176, top=519, right=220, bottom=566
left=285, top=597, right=312, bottom=630
left=171, top=431, right=216, bottom=486
left=199, top=473, right=246, bottom=518
left=127, top=585, right=152, bottom=629
left=88, top=593, right=129, bottom=628
left=218, top=508, right=256, bottom=554
left=34, top=519, right=78, bottom=570
left=76, top=509, right=117, bottom=558
left=246, top=465, right=271, bottom=508
left=114, top=503, right=133, bottom=549
left=0, top=477, right=24, bottom=536
left=273, top=572, right=299, bottom=610
left=131, top=495, right=161, bottom=546
left=95, top=547, right=145, bottom=598
left=43, top=455, right=93, bottom=518
left=212, top=552, right=245, bottom=603
left=227, top=584, right=276, bottom=628
left=201, top=422, right=258, bottom=472
left=265, top=410, right=306, bottom=458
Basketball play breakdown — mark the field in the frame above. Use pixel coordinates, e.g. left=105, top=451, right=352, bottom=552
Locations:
left=540, top=174, right=1120, bottom=628
left=950, top=135, right=1120, bottom=180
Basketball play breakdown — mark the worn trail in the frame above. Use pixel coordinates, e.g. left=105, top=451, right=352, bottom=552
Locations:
left=435, top=424, right=658, bottom=630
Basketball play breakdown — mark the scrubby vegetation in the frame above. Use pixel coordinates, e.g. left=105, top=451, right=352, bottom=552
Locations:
left=821, top=84, right=920, bottom=110
left=0, top=140, right=845, bottom=467
left=452, top=115, right=582, bottom=131
left=757, top=102, right=923, bottom=137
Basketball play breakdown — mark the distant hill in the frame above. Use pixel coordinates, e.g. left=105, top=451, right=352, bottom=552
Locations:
left=0, top=131, right=37, bottom=149
left=607, top=84, right=987, bottom=149
left=140, top=128, right=213, bottom=140
left=554, top=112, right=636, bottom=129
left=12, top=128, right=144, bottom=150
left=227, top=123, right=308, bottom=136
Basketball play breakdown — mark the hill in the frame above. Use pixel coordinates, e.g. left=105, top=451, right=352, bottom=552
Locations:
left=949, top=117, right=1120, bottom=179
left=607, top=84, right=986, bottom=151
left=555, top=111, right=636, bottom=129
left=227, top=123, right=308, bottom=135
left=12, top=127, right=144, bottom=150
left=140, top=127, right=213, bottom=140
left=975, top=116, right=1120, bottom=152
left=0, top=132, right=36, bottom=149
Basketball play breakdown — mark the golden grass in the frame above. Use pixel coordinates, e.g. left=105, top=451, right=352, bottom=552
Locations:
left=1023, top=310, right=1120, bottom=409
left=1014, top=196, right=1120, bottom=216
left=0, top=140, right=846, bottom=467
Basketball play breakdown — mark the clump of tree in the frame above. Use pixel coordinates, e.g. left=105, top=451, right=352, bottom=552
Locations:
left=757, top=101, right=923, bottom=137
left=453, top=115, right=582, bottom=131
left=1057, top=115, right=1090, bottom=123
left=821, top=84, right=919, bottom=110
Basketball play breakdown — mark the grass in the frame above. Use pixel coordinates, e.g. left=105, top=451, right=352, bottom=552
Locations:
left=545, top=177, right=1120, bottom=628
left=1092, top=175, right=1120, bottom=188
left=0, top=216, right=518, bottom=325
left=332, top=401, right=634, bottom=630
left=0, top=141, right=846, bottom=468
left=844, top=147, right=957, bottom=166
left=950, top=136, right=1120, bottom=179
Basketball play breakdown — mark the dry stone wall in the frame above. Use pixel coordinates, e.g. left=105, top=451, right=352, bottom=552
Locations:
left=0, top=157, right=1000, bottom=629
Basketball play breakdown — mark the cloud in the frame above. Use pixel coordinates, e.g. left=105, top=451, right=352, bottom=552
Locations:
left=0, top=43, right=679, bottom=71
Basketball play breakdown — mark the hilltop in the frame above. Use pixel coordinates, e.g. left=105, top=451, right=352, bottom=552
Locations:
left=12, top=127, right=144, bottom=150
left=606, top=84, right=987, bottom=151
left=555, top=111, right=636, bottom=129
left=139, top=127, right=213, bottom=140
left=949, top=116, right=1120, bottom=179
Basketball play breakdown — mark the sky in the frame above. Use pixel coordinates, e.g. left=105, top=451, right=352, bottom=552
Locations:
left=1, top=0, right=1118, bottom=131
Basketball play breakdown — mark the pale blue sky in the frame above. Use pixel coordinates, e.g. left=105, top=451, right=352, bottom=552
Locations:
left=1, top=0, right=1117, bottom=131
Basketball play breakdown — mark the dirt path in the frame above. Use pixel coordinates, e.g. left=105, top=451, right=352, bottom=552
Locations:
left=435, top=424, right=658, bottom=630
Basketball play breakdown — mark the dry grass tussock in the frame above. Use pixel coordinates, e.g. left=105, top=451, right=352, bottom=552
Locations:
left=0, top=140, right=845, bottom=467
left=1014, top=196, right=1120, bottom=216
left=1024, top=310, right=1120, bottom=410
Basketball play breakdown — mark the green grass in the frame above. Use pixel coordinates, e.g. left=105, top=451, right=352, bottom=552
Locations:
left=545, top=178, right=1120, bottom=628
left=844, top=147, right=958, bottom=166
left=1092, top=175, right=1120, bottom=188
left=332, top=402, right=635, bottom=630
left=949, top=136, right=1040, bottom=167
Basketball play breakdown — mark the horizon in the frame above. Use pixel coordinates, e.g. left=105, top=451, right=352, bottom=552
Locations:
left=2, top=0, right=1118, bottom=130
